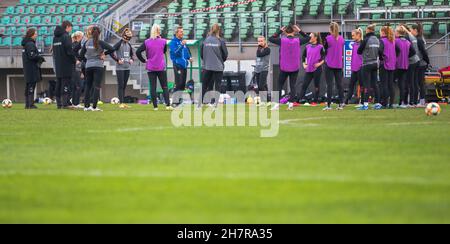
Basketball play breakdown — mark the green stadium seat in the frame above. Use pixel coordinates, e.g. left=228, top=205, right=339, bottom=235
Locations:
left=0, top=27, right=6, bottom=36
left=53, top=16, right=62, bottom=25
left=63, top=15, right=73, bottom=23
left=12, top=16, right=21, bottom=25
left=36, top=6, right=47, bottom=14
left=74, top=15, right=84, bottom=24
left=1, top=16, right=11, bottom=25
left=78, top=5, right=88, bottom=14
left=84, top=15, right=95, bottom=23
left=13, top=37, right=22, bottom=46
left=14, top=27, right=26, bottom=36
left=20, top=0, right=30, bottom=4
left=38, top=27, right=48, bottom=36
left=1, top=37, right=12, bottom=47
left=22, top=16, right=31, bottom=24
left=40, top=0, right=50, bottom=4
left=16, top=6, right=25, bottom=15
left=26, top=6, right=36, bottom=14
left=57, top=6, right=66, bottom=14
left=67, top=6, right=77, bottom=14
left=47, top=6, right=56, bottom=14
left=88, top=5, right=99, bottom=14
left=43, top=16, right=52, bottom=24
left=45, top=36, right=53, bottom=46
left=32, top=16, right=42, bottom=25
left=438, top=23, right=448, bottom=35
left=5, top=6, right=15, bottom=15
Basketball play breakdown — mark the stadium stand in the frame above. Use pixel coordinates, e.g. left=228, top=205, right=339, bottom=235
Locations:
left=0, top=0, right=119, bottom=47
left=135, top=0, right=450, bottom=41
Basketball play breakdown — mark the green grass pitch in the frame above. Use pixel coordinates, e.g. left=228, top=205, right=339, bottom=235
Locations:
left=0, top=103, right=449, bottom=223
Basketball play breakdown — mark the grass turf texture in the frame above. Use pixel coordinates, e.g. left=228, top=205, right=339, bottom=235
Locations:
left=0, top=103, right=449, bottom=223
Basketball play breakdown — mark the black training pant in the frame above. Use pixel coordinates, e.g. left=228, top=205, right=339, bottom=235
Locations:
left=117, top=69, right=130, bottom=103
left=148, top=71, right=170, bottom=108
left=299, top=67, right=322, bottom=102
left=277, top=70, right=298, bottom=103
left=380, top=66, right=395, bottom=107
left=361, top=63, right=379, bottom=104
left=201, top=70, right=223, bottom=104
left=84, top=67, right=104, bottom=109
left=56, top=77, right=72, bottom=108
left=324, top=65, right=344, bottom=106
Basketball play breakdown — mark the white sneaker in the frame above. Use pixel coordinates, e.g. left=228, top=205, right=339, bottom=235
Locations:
left=287, top=102, right=294, bottom=110
left=354, top=104, right=363, bottom=108
left=75, top=104, right=84, bottom=109
left=153, top=107, right=159, bottom=111
left=323, top=106, right=332, bottom=111
left=92, top=108, right=103, bottom=112
left=166, top=106, right=174, bottom=111
left=303, top=102, right=311, bottom=107
left=270, top=103, right=280, bottom=111
left=336, top=104, right=344, bottom=110
left=84, top=107, right=93, bottom=111
left=399, top=103, right=408, bottom=109
left=266, top=102, right=272, bottom=107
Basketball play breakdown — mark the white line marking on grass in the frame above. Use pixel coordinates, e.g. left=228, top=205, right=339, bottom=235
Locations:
left=279, top=116, right=389, bottom=125
left=87, top=126, right=173, bottom=133
left=387, top=122, right=436, bottom=126
left=279, top=117, right=338, bottom=125
left=0, top=169, right=448, bottom=186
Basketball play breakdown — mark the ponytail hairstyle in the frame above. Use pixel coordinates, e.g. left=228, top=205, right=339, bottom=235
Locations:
left=329, top=22, right=340, bottom=39
left=352, top=28, right=363, bottom=41
left=411, top=23, right=424, bottom=37
left=150, top=24, right=161, bottom=39
left=366, top=24, right=376, bottom=33
left=25, top=28, right=37, bottom=39
left=381, top=25, right=395, bottom=43
left=395, top=25, right=408, bottom=37
left=122, top=28, right=132, bottom=41
left=311, top=32, right=322, bottom=45
left=209, top=23, right=221, bottom=38
left=91, top=26, right=101, bottom=50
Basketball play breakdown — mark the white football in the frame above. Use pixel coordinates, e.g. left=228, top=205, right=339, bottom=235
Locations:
left=2, top=99, right=12, bottom=108
left=43, top=97, right=52, bottom=105
left=110, top=97, right=120, bottom=105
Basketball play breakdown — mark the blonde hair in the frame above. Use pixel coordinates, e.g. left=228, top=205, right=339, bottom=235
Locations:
left=381, top=26, right=395, bottom=43
left=150, top=24, right=161, bottom=39
left=329, top=22, right=340, bottom=39
left=85, top=25, right=94, bottom=39
left=396, top=25, right=409, bottom=37
left=352, top=28, right=363, bottom=40
left=209, top=23, right=221, bottom=38
left=71, top=31, right=84, bottom=40
left=367, top=24, right=376, bottom=32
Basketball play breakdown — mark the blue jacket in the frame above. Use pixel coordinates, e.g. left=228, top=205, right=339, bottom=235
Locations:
left=170, top=36, right=191, bottom=69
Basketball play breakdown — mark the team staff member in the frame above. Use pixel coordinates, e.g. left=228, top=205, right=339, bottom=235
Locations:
left=199, top=23, right=228, bottom=107
left=53, top=21, right=76, bottom=109
left=22, top=28, right=45, bottom=109
left=170, top=26, right=192, bottom=105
